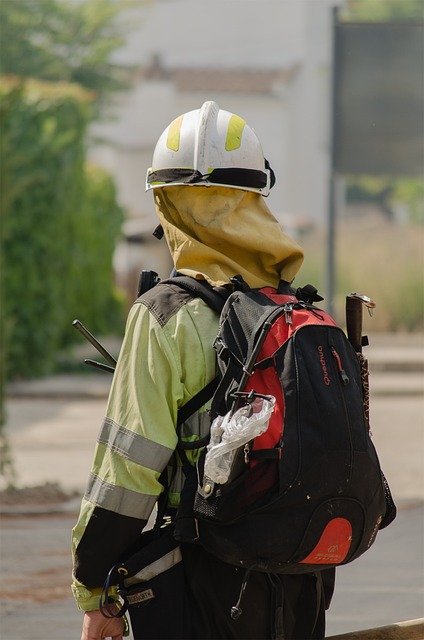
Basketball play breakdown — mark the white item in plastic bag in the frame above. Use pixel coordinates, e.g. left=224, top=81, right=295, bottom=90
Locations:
left=204, top=395, right=276, bottom=485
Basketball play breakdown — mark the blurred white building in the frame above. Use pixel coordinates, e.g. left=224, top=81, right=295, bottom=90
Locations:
left=89, top=0, right=339, bottom=291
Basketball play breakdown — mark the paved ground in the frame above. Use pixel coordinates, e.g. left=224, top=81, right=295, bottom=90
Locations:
left=0, top=332, right=423, bottom=639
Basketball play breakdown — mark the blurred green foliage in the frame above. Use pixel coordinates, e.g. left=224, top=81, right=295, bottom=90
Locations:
left=0, top=0, right=138, bottom=109
left=298, top=219, right=424, bottom=333
left=0, top=0, right=137, bottom=426
left=346, top=177, right=424, bottom=224
left=342, top=0, right=424, bottom=21
left=0, top=79, right=124, bottom=383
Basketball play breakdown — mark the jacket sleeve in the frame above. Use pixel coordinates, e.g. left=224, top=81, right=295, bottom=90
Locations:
left=71, top=296, right=218, bottom=611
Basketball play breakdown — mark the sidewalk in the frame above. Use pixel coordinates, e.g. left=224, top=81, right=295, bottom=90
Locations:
left=5, top=331, right=424, bottom=400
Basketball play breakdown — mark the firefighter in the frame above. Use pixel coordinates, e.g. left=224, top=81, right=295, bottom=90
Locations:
left=72, top=101, right=334, bottom=639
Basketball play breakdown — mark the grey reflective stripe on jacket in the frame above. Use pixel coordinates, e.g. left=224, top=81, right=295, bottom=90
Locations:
left=85, top=473, right=157, bottom=520
left=98, top=417, right=173, bottom=472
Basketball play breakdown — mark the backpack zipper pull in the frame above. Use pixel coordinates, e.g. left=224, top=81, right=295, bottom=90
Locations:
left=285, top=304, right=293, bottom=325
left=331, top=347, right=350, bottom=385
left=244, top=443, right=250, bottom=464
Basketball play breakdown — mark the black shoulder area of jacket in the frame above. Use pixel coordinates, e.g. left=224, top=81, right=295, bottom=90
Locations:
left=135, top=276, right=229, bottom=328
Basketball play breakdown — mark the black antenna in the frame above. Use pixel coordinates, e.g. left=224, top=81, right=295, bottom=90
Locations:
left=72, top=319, right=117, bottom=373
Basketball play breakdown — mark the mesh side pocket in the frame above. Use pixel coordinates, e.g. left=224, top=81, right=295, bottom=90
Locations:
left=379, top=471, right=397, bottom=529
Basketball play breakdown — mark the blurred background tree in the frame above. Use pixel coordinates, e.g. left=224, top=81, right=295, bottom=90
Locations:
left=0, top=0, right=135, bottom=106
left=342, top=0, right=424, bottom=22
left=0, top=0, right=139, bottom=425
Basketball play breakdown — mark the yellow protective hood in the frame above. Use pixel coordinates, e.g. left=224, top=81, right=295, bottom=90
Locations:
left=154, top=186, right=304, bottom=289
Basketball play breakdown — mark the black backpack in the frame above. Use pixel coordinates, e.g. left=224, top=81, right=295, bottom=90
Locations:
left=159, top=274, right=396, bottom=576
left=93, top=272, right=396, bottom=628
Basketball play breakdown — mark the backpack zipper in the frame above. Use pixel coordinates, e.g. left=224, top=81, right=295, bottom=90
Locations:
left=284, top=301, right=325, bottom=326
left=328, top=339, right=354, bottom=489
left=331, top=346, right=350, bottom=385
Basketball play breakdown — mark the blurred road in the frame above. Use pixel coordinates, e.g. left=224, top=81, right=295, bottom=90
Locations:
left=0, top=332, right=423, bottom=639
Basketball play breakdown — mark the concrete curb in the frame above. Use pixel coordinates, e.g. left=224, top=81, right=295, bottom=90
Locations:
left=6, top=372, right=423, bottom=399
left=6, top=373, right=112, bottom=400
left=6, top=333, right=423, bottom=396
left=5, top=333, right=424, bottom=399
left=0, top=497, right=81, bottom=518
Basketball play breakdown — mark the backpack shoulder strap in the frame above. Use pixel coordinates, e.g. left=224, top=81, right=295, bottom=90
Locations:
left=160, top=275, right=230, bottom=314
left=158, top=276, right=231, bottom=451
left=176, top=376, right=219, bottom=432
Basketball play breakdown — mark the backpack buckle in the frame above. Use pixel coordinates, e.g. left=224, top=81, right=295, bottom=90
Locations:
left=198, top=477, right=216, bottom=499
left=230, top=274, right=250, bottom=292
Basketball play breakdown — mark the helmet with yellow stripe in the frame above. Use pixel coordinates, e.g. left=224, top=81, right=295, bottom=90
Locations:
left=145, top=101, right=275, bottom=196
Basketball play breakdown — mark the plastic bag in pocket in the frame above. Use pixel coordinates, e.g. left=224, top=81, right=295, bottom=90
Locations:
left=204, top=395, right=275, bottom=484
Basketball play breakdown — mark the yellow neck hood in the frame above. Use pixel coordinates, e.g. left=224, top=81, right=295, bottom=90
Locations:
left=154, top=186, right=304, bottom=289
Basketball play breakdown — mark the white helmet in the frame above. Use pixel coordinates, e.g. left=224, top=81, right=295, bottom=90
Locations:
left=146, top=101, right=275, bottom=196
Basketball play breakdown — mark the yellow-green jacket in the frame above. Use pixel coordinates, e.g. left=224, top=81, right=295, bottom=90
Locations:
left=71, top=283, right=219, bottom=611
left=71, top=185, right=304, bottom=612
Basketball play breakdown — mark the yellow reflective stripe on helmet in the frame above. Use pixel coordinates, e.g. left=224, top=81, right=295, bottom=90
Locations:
left=225, top=114, right=246, bottom=151
left=167, top=115, right=184, bottom=151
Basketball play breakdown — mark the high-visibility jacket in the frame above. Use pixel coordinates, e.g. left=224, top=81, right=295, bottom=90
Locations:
left=71, top=283, right=219, bottom=611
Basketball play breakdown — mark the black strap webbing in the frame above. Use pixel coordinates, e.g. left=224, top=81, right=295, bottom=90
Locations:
left=147, top=167, right=268, bottom=191
left=160, top=275, right=229, bottom=314
left=157, top=276, right=230, bottom=446
left=176, top=376, right=219, bottom=432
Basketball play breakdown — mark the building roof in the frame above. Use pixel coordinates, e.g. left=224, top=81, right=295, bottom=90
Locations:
left=137, top=55, right=299, bottom=94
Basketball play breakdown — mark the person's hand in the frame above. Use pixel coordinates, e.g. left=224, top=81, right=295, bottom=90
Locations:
left=81, top=608, right=125, bottom=640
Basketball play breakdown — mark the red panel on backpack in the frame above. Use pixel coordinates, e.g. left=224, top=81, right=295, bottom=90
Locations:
left=299, top=518, right=352, bottom=565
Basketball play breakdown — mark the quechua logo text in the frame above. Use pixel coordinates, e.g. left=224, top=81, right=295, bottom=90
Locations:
left=318, top=345, right=331, bottom=386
